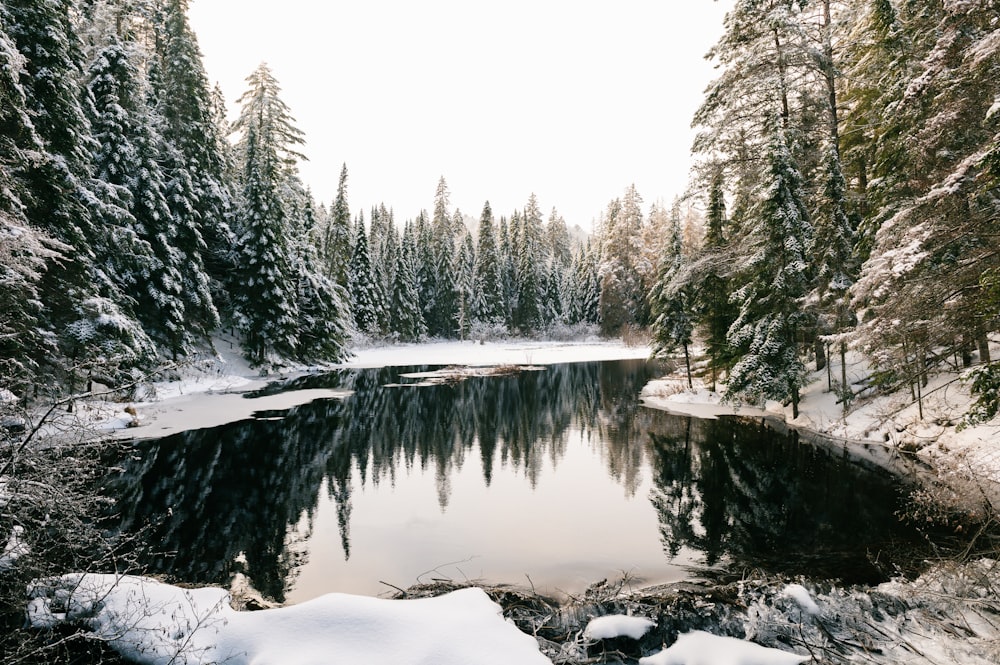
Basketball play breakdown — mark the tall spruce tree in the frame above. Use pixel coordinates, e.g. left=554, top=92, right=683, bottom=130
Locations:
left=231, top=63, right=304, bottom=366
left=4, top=0, right=157, bottom=383
left=726, top=128, right=814, bottom=417
left=651, top=202, right=695, bottom=387
left=87, top=37, right=196, bottom=357
left=149, top=0, right=229, bottom=332
left=454, top=232, right=476, bottom=340
left=472, top=201, right=505, bottom=326
left=514, top=194, right=545, bottom=332
left=323, top=163, right=353, bottom=288
left=390, top=223, right=426, bottom=341
left=0, top=18, right=64, bottom=391
left=348, top=218, right=384, bottom=337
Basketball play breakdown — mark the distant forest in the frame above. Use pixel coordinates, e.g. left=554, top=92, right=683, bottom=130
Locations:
left=1, top=0, right=998, bottom=420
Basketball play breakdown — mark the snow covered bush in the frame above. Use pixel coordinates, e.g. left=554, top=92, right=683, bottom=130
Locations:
left=960, top=363, right=1000, bottom=429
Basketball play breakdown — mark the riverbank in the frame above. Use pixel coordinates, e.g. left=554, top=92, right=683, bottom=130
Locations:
left=640, top=346, right=1000, bottom=506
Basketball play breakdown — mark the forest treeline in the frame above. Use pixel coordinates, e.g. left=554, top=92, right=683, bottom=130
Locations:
left=1, top=0, right=998, bottom=418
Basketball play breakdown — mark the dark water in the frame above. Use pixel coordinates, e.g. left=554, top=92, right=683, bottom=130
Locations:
left=106, top=360, right=932, bottom=604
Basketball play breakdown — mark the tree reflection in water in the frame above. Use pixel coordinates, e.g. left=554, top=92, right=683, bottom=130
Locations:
left=107, top=359, right=928, bottom=602
left=108, top=360, right=659, bottom=601
left=647, top=415, right=926, bottom=583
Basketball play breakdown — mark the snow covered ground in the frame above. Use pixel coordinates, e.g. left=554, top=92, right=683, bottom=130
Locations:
left=641, top=346, right=1000, bottom=485
left=27, top=573, right=550, bottom=665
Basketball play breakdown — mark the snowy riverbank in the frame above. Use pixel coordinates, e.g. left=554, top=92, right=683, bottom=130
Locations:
left=641, top=346, right=1000, bottom=488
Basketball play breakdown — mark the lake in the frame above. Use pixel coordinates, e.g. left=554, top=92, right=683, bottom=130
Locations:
left=106, top=359, right=932, bottom=604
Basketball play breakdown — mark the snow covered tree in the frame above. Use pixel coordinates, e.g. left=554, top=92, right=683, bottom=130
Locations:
left=347, top=218, right=385, bottom=337
left=390, top=223, right=426, bottom=341
left=3, top=0, right=160, bottom=384
left=287, top=189, right=349, bottom=362
left=567, top=240, right=600, bottom=326
left=542, top=261, right=564, bottom=325
left=850, top=0, right=1000, bottom=403
left=692, top=168, right=739, bottom=389
left=514, top=194, right=546, bottom=332
left=472, top=201, right=505, bottom=327
left=811, top=143, right=856, bottom=398
left=148, top=0, right=229, bottom=331
left=86, top=36, right=197, bottom=357
left=546, top=207, right=572, bottom=268
left=651, top=202, right=696, bottom=387
left=322, top=163, right=353, bottom=288
left=231, top=63, right=304, bottom=366
left=454, top=231, right=476, bottom=340
left=498, top=214, right=518, bottom=327
left=726, top=128, right=814, bottom=417
left=597, top=186, right=645, bottom=334
left=428, top=177, right=458, bottom=337
left=0, top=20, right=64, bottom=391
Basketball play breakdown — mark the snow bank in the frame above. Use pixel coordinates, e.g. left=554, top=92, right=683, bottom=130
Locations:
left=583, top=614, right=657, bottom=640
left=343, top=339, right=651, bottom=369
left=0, top=525, right=27, bottom=571
left=27, top=574, right=550, bottom=665
left=780, top=584, right=819, bottom=615
left=638, top=630, right=809, bottom=665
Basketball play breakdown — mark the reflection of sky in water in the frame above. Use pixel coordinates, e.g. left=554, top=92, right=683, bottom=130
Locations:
left=289, top=425, right=696, bottom=602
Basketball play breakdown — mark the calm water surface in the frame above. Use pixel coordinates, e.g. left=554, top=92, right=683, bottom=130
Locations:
left=107, top=360, right=928, bottom=603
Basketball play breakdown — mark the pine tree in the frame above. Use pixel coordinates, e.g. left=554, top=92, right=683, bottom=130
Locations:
left=651, top=202, right=696, bottom=387
left=348, top=218, right=384, bottom=337
left=4, top=0, right=157, bottom=383
left=811, top=143, right=856, bottom=399
left=413, top=211, right=438, bottom=335
left=597, top=186, right=645, bottom=334
left=428, top=177, right=458, bottom=337
left=87, top=36, right=195, bottom=357
left=454, top=232, right=476, bottom=340
left=390, top=223, right=426, bottom=341
left=568, top=240, right=600, bottom=326
left=472, top=201, right=505, bottom=326
left=149, top=0, right=229, bottom=332
left=323, top=163, right=353, bottom=287
left=543, top=261, right=564, bottom=325
left=726, top=128, right=814, bottom=418
left=498, top=214, right=517, bottom=328
left=0, top=19, right=64, bottom=391
left=546, top=207, right=572, bottom=268
left=696, top=168, right=739, bottom=388
left=851, top=0, right=1000, bottom=397
left=231, top=63, right=304, bottom=366
left=514, top=194, right=545, bottom=333
left=290, top=191, right=349, bottom=362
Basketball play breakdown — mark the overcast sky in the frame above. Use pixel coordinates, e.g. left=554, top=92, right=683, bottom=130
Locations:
left=188, top=0, right=732, bottom=230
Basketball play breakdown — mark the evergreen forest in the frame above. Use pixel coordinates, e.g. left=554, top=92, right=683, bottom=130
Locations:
left=0, top=0, right=998, bottom=420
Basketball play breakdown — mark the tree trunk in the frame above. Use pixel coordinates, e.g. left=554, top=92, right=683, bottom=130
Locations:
left=840, top=340, right=849, bottom=415
left=815, top=335, right=827, bottom=372
left=683, top=343, right=693, bottom=389
left=978, top=333, right=992, bottom=364
left=826, top=342, right=833, bottom=391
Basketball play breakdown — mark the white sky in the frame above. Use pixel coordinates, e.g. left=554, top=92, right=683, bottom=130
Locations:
left=187, top=0, right=732, bottom=230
